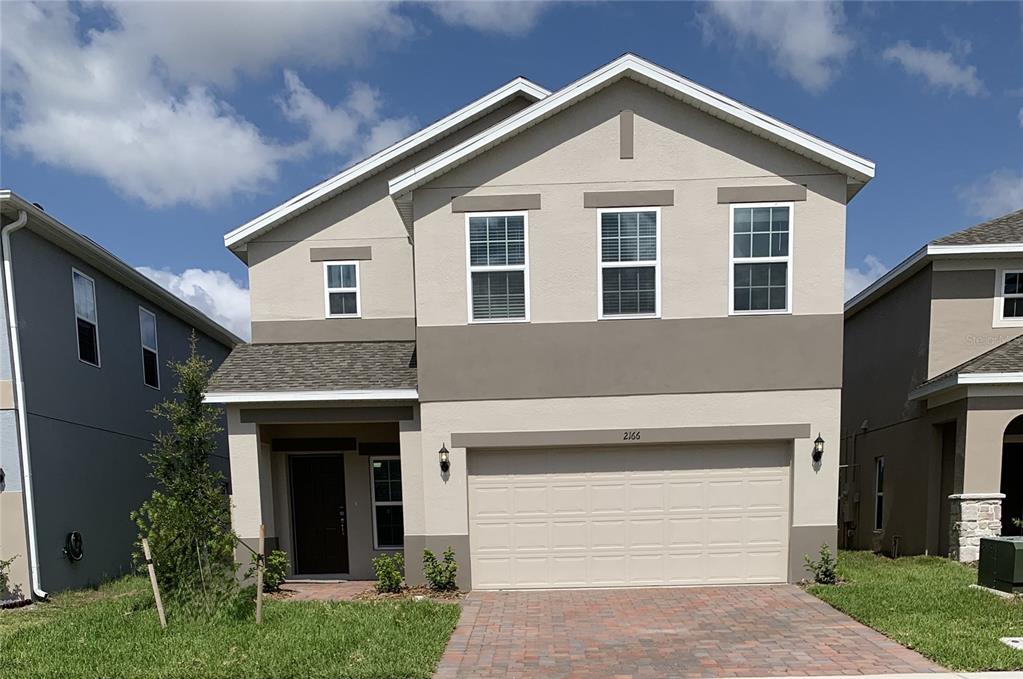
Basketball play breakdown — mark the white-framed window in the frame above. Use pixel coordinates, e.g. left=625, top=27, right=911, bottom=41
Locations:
left=730, top=202, right=793, bottom=314
left=72, top=268, right=100, bottom=367
left=323, top=261, right=361, bottom=318
left=139, top=307, right=159, bottom=389
left=874, top=456, right=885, bottom=531
left=994, top=269, right=1023, bottom=327
left=597, top=208, right=660, bottom=318
left=370, top=456, right=403, bottom=550
left=466, top=212, right=529, bottom=322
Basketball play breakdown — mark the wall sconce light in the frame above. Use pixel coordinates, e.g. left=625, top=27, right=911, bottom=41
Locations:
left=812, top=433, right=825, bottom=463
left=439, top=444, right=450, bottom=473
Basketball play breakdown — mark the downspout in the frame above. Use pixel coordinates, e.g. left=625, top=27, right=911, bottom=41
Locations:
left=2, top=209, right=47, bottom=599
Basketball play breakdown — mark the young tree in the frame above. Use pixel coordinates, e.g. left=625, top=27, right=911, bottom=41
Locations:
left=132, top=335, right=237, bottom=615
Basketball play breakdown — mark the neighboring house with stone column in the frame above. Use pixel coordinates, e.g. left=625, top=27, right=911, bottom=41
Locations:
left=842, top=208, right=1023, bottom=562
left=207, top=54, right=875, bottom=590
left=0, top=191, right=240, bottom=603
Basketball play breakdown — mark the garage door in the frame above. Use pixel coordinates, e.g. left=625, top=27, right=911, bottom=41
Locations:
left=467, top=442, right=790, bottom=589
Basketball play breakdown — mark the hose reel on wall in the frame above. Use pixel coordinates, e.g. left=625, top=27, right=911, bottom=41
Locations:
left=64, top=532, right=84, bottom=562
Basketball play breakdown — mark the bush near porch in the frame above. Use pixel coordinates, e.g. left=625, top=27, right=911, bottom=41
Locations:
left=808, top=550, right=1023, bottom=671
left=0, top=576, right=460, bottom=679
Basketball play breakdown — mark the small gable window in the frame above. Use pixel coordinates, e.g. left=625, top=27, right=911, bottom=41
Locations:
left=324, top=261, right=361, bottom=318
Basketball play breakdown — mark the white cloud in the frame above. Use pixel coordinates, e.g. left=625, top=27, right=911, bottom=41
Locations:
left=429, top=1, right=551, bottom=36
left=845, top=255, right=889, bottom=301
left=137, top=267, right=251, bottom=341
left=0, top=2, right=416, bottom=208
left=882, top=41, right=985, bottom=96
left=278, top=72, right=415, bottom=156
left=957, top=169, right=1023, bottom=220
left=699, top=1, right=853, bottom=92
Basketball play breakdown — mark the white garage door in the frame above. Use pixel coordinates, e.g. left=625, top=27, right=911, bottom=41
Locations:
left=467, top=442, right=790, bottom=589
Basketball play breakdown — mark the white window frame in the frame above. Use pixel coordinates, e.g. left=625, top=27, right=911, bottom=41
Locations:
left=993, top=268, right=1023, bottom=327
left=139, top=306, right=160, bottom=390
left=465, top=211, right=530, bottom=324
left=323, top=260, right=362, bottom=319
left=728, top=201, right=794, bottom=316
left=874, top=456, right=885, bottom=531
left=596, top=207, right=661, bottom=320
left=71, top=268, right=100, bottom=368
left=369, top=456, right=403, bottom=551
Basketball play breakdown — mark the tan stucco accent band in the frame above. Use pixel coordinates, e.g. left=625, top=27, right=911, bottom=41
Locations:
left=452, top=423, right=811, bottom=449
left=0, top=380, right=14, bottom=410
left=417, top=315, right=842, bottom=402
left=451, top=194, right=542, bottom=213
left=788, top=524, right=836, bottom=583
left=582, top=190, right=674, bottom=208
left=309, top=246, right=373, bottom=262
left=251, top=318, right=416, bottom=343
left=619, top=109, right=634, bottom=159
left=717, top=185, right=807, bottom=203
left=240, top=406, right=414, bottom=424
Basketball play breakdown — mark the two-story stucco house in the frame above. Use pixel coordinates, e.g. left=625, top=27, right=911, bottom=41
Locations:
left=0, top=191, right=240, bottom=603
left=842, top=208, right=1023, bottom=563
left=207, top=54, right=875, bottom=590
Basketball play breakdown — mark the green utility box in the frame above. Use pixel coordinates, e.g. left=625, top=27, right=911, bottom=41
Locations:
left=978, top=536, right=1023, bottom=594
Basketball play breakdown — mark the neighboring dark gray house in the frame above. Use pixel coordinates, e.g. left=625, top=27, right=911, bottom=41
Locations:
left=0, top=190, right=241, bottom=603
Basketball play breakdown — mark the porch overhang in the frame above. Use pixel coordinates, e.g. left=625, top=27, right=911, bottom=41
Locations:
left=204, top=389, right=419, bottom=404
left=910, top=372, right=1023, bottom=402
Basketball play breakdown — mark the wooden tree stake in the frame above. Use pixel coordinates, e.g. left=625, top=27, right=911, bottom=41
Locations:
left=142, top=538, right=167, bottom=629
left=255, top=524, right=265, bottom=625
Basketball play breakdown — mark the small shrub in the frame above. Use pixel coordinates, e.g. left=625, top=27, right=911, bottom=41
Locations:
left=245, top=549, right=289, bottom=592
left=804, top=543, right=838, bottom=585
left=373, top=552, right=405, bottom=593
left=0, top=554, right=16, bottom=596
left=423, top=547, right=458, bottom=592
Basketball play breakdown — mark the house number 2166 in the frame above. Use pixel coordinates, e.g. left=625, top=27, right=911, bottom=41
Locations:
left=622, top=431, right=641, bottom=441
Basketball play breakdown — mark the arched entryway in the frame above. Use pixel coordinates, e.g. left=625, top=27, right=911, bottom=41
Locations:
left=1001, top=415, right=1023, bottom=535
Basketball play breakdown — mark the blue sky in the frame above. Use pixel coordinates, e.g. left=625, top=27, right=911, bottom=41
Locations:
left=2, top=1, right=1021, bottom=337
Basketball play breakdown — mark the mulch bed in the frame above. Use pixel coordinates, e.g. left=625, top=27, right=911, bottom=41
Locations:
left=353, top=586, right=464, bottom=602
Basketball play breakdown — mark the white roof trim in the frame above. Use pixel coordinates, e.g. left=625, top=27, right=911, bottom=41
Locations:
left=910, top=371, right=1023, bottom=400
left=846, top=242, right=1023, bottom=316
left=224, top=77, right=549, bottom=251
left=204, top=389, right=419, bottom=404
left=389, top=53, right=875, bottom=198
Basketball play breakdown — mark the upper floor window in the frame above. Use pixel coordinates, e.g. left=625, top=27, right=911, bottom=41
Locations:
left=998, top=270, right=1023, bottom=324
left=598, top=209, right=660, bottom=318
left=324, top=261, right=360, bottom=318
left=139, top=307, right=159, bottom=389
left=72, top=269, right=100, bottom=367
left=467, top=213, right=528, bottom=322
left=731, top=203, right=792, bottom=314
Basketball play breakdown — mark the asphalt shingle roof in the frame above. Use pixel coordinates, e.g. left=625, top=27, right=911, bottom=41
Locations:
left=931, top=209, right=1023, bottom=246
left=207, top=341, right=417, bottom=393
left=918, top=333, right=1023, bottom=389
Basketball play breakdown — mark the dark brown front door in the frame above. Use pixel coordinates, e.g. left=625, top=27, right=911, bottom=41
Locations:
left=291, top=454, right=349, bottom=574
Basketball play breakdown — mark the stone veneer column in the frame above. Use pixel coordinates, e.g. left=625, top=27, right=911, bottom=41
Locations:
left=949, top=493, right=1004, bottom=562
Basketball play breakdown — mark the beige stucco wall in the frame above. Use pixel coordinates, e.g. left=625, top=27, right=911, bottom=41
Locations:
left=246, top=97, right=534, bottom=332
left=0, top=490, right=30, bottom=601
left=412, top=78, right=847, bottom=328
left=962, top=395, right=1019, bottom=494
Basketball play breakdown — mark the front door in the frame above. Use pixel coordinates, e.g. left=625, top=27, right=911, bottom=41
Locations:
left=291, top=454, right=349, bottom=574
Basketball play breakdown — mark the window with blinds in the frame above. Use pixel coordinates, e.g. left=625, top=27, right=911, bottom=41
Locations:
left=731, top=203, right=791, bottom=313
left=72, top=268, right=100, bottom=366
left=139, top=307, right=159, bottom=389
left=599, top=209, right=659, bottom=317
left=467, top=213, right=528, bottom=321
left=324, top=261, right=360, bottom=318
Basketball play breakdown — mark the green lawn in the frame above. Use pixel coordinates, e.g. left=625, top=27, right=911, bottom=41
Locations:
left=0, top=577, right=460, bottom=679
left=808, top=550, right=1023, bottom=671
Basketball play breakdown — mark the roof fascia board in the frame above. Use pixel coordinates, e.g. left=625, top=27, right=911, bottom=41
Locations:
left=388, top=54, right=875, bottom=198
left=204, top=389, right=420, bottom=404
left=910, top=371, right=1023, bottom=400
left=224, top=78, right=549, bottom=251
left=0, top=191, right=242, bottom=347
left=846, top=242, right=1023, bottom=317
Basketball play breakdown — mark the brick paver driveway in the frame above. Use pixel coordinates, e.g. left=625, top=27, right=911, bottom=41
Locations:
left=434, top=585, right=941, bottom=678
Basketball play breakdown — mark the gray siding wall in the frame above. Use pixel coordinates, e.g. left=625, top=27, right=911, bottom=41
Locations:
left=7, top=228, right=231, bottom=592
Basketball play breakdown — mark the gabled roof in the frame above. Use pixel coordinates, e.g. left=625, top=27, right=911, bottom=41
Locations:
left=911, top=333, right=1023, bottom=400
left=0, top=190, right=242, bottom=348
left=389, top=53, right=875, bottom=200
left=205, top=341, right=417, bottom=402
left=846, top=208, right=1023, bottom=317
left=224, top=77, right=549, bottom=256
